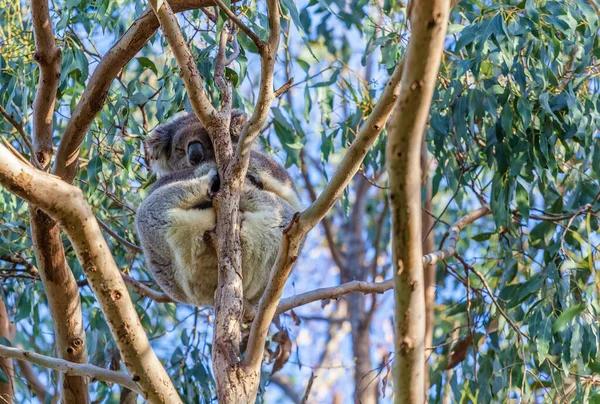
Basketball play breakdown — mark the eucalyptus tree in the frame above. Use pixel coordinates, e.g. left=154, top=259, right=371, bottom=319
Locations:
left=0, top=0, right=598, bottom=403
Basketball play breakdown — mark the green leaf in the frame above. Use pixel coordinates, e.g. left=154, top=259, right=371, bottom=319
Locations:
left=87, top=155, right=103, bottom=193
left=536, top=318, right=552, bottom=363
left=515, top=182, right=529, bottom=221
left=137, top=57, right=158, bottom=75
left=553, top=304, right=585, bottom=333
left=280, top=0, right=317, bottom=60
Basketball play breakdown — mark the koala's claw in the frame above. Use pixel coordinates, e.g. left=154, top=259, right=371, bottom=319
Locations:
left=208, top=169, right=220, bottom=198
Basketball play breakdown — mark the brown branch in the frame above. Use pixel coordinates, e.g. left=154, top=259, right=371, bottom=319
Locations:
left=16, top=360, right=49, bottom=402
left=31, top=0, right=61, bottom=170
left=386, top=0, right=449, bottom=400
left=0, top=145, right=180, bottom=402
left=148, top=0, right=217, bottom=128
left=30, top=1, right=90, bottom=401
left=79, top=275, right=174, bottom=303
left=299, top=151, right=345, bottom=271
left=0, top=105, right=41, bottom=169
left=96, top=218, right=142, bottom=254
left=0, top=297, right=14, bottom=402
left=274, top=78, right=294, bottom=98
left=52, top=0, right=216, bottom=183
left=229, top=0, right=281, bottom=181
left=0, top=345, right=142, bottom=395
left=121, top=275, right=173, bottom=303
left=243, top=57, right=405, bottom=370
left=0, top=254, right=39, bottom=277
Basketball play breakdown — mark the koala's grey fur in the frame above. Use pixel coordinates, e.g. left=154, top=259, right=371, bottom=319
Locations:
left=136, top=111, right=303, bottom=306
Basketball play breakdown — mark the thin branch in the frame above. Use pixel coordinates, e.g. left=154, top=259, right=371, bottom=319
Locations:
left=96, top=218, right=142, bottom=253
left=300, top=372, right=316, bottom=404
left=274, top=78, right=294, bottom=98
left=0, top=145, right=181, bottom=402
left=148, top=0, right=217, bottom=128
left=454, top=254, right=527, bottom=340
left=423, top=206, right=490, bottom=266
left=31, top=0, right=61, bottom=170
left=212, top=0, right=263, bottom=49
left=243, top=57, right=405, bottom=370
left=215, top=23, right=233, bottom=117
left=52, top=0, right=216, bottom=183
left=79, top=275, right=173, bottom=303
left=0, top=345, right=142, bottom=395
left=0, top=105, right=41, bottom=169
left=122, top=275, right=173, bottom=303
left=16, top=360, right=49, bottom=402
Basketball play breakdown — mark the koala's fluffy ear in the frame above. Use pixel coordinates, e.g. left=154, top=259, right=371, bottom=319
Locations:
left=147, top=123, right=174, bottom=177
left=230, top=109, right=248, bottom=141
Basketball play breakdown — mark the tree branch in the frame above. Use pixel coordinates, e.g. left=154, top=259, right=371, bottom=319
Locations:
left=31, top=0, right=61, bottom=170
left=386, top=0, right=449, bottom=400
left=30, top=0, right=90, bottom=400
left=148, top=0, right=217, bottom=128
left=242, top=207, right=490, bottom=320
left=16, top=359, right=49, bottom=402
left=0, top=345, right=142, bottom=395
left=212, top=0, right=263, bottom=49
left=229, top=0, right=280, bottom=180
left=52, top=0, right=216, bottom=183
left=0, top=105, right=40, bottom=169
left=0, top=145, right=181, bottom=402
left=243, top=57, right=405, bottom=370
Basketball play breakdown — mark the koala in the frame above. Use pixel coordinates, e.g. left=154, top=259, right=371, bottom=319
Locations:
left=136, top=111, right=303, bottom=306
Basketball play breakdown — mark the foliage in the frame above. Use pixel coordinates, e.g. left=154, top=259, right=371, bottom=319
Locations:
left=0, top=0, right=599, bottom=402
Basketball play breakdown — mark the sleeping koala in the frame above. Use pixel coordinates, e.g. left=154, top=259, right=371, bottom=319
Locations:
left=135, top=111, right=303, bottom=306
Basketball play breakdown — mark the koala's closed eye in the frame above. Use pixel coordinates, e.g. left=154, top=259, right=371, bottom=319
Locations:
left=246, top=172, right=264, bottom=190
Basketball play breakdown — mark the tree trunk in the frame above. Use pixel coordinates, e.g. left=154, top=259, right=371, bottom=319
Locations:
left=386, top=0, right=449, bottom=402
left=421, top=141, right=435, bottom=396
left=0, top=297, right=14, bottom=403
left=29, top=208, right=90, bottom=403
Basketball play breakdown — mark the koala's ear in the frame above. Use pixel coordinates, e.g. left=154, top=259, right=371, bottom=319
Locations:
left=147, top=125, right=173, bottom=177
left=230, top=109, right=248, bottom=140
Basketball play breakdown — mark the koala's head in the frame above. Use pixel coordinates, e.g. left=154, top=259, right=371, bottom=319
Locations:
left=147, top=109, right=247, bottom=177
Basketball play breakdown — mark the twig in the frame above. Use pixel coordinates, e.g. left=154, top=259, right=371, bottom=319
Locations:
left=212, top=0, right=264, bottom=49
left=300, top=372, right=316, bottom=404
left=0, top=344, right=142, bottom=395
left=454, top=254, right=527, bottom=340
left=0, top=105, right=41, bottom=169
left=274, top=78, right=294, bottom=98
left=96, top=218, right=142, bottom=253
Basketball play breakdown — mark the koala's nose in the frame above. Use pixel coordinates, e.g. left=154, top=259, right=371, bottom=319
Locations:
left=187, top=142, right=205, bottom=167
left=208, top=171, right=221, bottom=197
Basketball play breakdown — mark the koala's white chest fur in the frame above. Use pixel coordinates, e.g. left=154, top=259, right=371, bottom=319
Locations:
left=165, top=201, right=286, bottom=306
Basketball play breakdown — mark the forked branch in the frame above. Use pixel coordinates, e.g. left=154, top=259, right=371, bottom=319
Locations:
left=243, top=57, right=406, bottom=370
left=0, top=145, right=181, bottom=403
